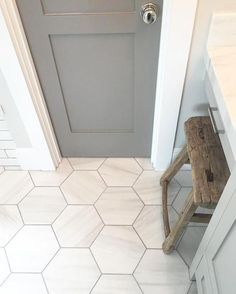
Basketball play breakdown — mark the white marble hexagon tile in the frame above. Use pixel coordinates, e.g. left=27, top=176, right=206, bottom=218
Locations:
left=0, top=158, right=200, bottom=294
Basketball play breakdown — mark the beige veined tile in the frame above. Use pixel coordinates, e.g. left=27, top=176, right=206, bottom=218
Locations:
left=135, top=158, right=153, bottom=170
left=0, top=248, right=10, bottom=285
left=98, top=158, right=142, bottom=186
left=19, top=187, right=67, bottom=224
left=53, top=205, right=103, bottom=247
left=30, top=158, right=72, bottom=187
left=134, top=206, right=178, bottom=248
left=188, top=282, right=198, bottom=294
left=174, top=170, right=192, bottom=187
left=91, top=226, right=145, bottom=274
left=61, top=171, right=106, bottom=204
left=134, top=250, right=191, bottom=294
left=68, top=158, right=105, bottom=170
left=43, top=248, right=100, bottom=294
left=0, top=171, right=33, bottom=204
left=177, top=226, right=206, bottom=267
left=0, top=274, right=48, bottom=294
left=133, top=171, right=180, bottom=205
left=91, top=275, right=142, bottom=294
left=0, top=206, right=23, bottom=247
left=95, top=187, right=144, bottom=225
left=6, top=226, right=59, bottom=272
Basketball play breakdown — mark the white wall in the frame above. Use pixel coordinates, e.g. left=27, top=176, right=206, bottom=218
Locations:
left=0, top=7, right=58, bottom=170
left=175, top=0, right=236, bottom=148
left=0, top=69, right=30, bottom=169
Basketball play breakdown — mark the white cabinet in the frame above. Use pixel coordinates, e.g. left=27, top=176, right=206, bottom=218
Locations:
left=195, top=257, right=212, bottom=294
left=191, top=168, right=236, bottom=294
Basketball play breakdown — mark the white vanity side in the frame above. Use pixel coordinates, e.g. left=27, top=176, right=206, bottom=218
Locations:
left=190, top=13, right=236, bottom=294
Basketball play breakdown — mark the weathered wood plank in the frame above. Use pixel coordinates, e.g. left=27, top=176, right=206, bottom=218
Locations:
left=162, top=180, right=171, bottom=237
left=184, top=117, right=230, bottom=206
left=191, top=213, right=212, bottom=224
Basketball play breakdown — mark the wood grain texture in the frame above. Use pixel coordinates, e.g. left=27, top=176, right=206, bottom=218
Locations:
left=162, top=189, right=196, bottom=254
left=184, top=117, right=230, bottom=206
left=160, top=145, right=189, bottom=185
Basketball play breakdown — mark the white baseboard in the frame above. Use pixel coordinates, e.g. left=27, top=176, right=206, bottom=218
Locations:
left=16, top=148, right=56, bottom=170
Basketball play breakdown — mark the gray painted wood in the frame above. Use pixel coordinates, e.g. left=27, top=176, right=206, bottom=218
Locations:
left=16, top=0, right=162, bottom=156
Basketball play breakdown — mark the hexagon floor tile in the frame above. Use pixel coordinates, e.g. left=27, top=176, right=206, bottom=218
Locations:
left=0, top=158, right=197, bottom=293
left=0, top=171, right=33, bottom=204
left=133, top=171, right=180, bottom=205
left=53, top=205, right=103, bottom=247
left=0, top=274, right=48, bottom=294
left=134, top=250, right=191, bottom=294
left=6, top=226, right=59, bottom=272
left=174, top=170, right=192, bottom=187
left=0, top=206, right=23, bottom=247
left=135, top=158, right=153, bottom=170
left=98, top=158, right=142, bottom=186
left=61, top=171, right=106, bottom=204
left=68, top=158, right=105, bottom=170
left=177, top=226, right=206, bottom=267
left=95, top=187, right=143, bottom=225
left=188, top=282, right=198, bottom=294
left=0, top=249, right=10, bottom=285
left=91, top=275, right=142, bottom=294
left=134, top=206, right=178, bottom=248
left=19, top=187, right=67, bottom=224
left=43, top=248, right=100, bottom=294
left=30, top=159, right=72, bottom=187
left=91, top=226, right=145, bottom=274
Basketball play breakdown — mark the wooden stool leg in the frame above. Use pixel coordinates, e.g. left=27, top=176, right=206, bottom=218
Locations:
left=161, top=145, right=189, bottom=239
left=162, top=189, right=197, bottom=254
left=160, top=145, right=189, bottom=185
left=162, top=180, right=170, bottom=237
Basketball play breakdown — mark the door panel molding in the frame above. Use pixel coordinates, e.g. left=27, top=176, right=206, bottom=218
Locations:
left=0, top=0, right=198, bottom=169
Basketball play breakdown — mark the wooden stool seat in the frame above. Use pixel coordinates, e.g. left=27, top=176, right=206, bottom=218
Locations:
left=161, top=116, right=230, bottom=254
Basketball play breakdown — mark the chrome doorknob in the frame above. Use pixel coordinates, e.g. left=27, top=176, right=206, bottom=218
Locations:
left=141, top=3, right=158, bottom=24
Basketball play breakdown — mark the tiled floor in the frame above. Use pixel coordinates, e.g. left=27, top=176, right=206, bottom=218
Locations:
left=0, top=158, right=203, bottom=294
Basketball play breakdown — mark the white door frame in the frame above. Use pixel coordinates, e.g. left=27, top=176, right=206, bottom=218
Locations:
left=0, top=0, right=198, bottom=171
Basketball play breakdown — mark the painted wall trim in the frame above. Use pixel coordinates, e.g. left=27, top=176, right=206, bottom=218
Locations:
left=0, top=0, right=61, bottom=170
left=151, top=0, right=199, bottom=170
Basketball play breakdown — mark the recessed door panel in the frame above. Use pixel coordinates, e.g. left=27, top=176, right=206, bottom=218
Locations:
left=50, top=34, right=134, bottom=133
left=16, top=0, right=162, bottom=156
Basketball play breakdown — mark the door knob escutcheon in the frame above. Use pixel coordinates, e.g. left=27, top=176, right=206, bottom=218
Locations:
left=141, top=3, right=158, bottom=24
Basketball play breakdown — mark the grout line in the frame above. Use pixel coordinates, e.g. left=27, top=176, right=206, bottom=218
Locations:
left=3, top=247, right=12, bottom=273
left=131, top=202, right=145, bottom=226
left=89, top=273, right=102, bottom=294
left=132, top=248, right=146, bottom=275
left=41, top=246, right=60, bottom=274
left=41, top=273, right=50, bottom=294
left=51, top=204, right=68, bottom=226
left=133, top=157, right=145, bottom=171
left=89, top=247, right=103, bottom=275
left=132, top=273, right=145, bottom=294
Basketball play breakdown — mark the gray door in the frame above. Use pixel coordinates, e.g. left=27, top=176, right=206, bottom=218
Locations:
left=16, top=0, right=162, bottom=157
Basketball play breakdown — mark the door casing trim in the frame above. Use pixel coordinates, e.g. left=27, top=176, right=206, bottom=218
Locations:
left=0, top=0, right=198, bottom=170
left=151, top=0, right=198, bottom=170
left=0, top=0, right=61, bottom=170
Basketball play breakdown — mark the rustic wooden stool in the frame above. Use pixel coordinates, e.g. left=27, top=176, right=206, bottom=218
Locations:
left=161, top=116, right=230, bottom=254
